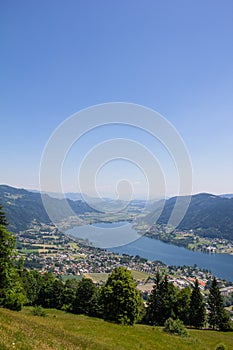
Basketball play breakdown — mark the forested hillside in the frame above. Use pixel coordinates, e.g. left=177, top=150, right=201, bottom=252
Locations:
left=0, top=185, right=97, bottom=232
left=144, top=193, right=233, bottom=240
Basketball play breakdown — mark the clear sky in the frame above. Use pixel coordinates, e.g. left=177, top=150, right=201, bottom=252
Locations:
left=0, top=0, right=232, bottom=198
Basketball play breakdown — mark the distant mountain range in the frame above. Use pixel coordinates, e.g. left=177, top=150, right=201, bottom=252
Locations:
left=0, top=185, right=233, bottom=240
left=31, top=189, right=85, bottom=201
left=220, top=194, right=233, bottom=199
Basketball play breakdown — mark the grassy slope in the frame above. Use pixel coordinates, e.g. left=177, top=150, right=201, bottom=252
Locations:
left=0, top=308, right=232, bottom=350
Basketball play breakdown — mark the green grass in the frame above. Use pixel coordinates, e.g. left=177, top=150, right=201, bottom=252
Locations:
left=85, top=270, right=151, bottom=283
left=20, top=249, right=40, bottom=254
left=0, top=308, right=233, bottom=350
left=84, top=273, right=109, bottom=283
left=61, top=274, right=84, bottom=281
left=130, top=270, right=152, bottom=281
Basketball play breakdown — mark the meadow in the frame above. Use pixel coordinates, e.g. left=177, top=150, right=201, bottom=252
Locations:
left=0, top=308, right=232, bottom=350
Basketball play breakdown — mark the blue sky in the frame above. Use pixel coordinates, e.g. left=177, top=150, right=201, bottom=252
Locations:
left=0, top=0, right=232, bottom=198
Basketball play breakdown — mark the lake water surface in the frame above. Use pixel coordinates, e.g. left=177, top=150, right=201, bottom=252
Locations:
left=66, top=221, right=233, bottom=281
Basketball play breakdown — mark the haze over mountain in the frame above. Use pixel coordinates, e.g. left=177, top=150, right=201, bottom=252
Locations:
left=220, top=194, right=233, bottom=199
left=31, top=189, right=85, bottom=201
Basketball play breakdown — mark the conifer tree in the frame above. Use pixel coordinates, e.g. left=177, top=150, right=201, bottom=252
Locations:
left=159, top=275, right=177, bottom=324
left=146, top=273, right=178, bottom=326
left=145, top=271, right=161, bottom=325
left=189, top=279, right=206, bottom=328
left=0, top=205, right=8, bottom=226
left=207, top=277, right=231, bottom=331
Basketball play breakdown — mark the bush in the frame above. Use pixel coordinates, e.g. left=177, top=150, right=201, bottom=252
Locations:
left=2, top=287, right=26, bottom=311
left=31, top=305, right=46, bottom=317
left=164, top=318, right=189, bottom=337
left=215, top=344, right=226, bottom=350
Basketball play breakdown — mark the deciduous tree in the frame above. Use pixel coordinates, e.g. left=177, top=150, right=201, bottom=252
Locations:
left=177, top=286, right=191, bottom=325
left=0, top=222, right=25, bottom=310
left=72, top=277, right=99, bottom=317
left=100, top=267, right=142, bottom=325
left=20, top=269, right=43, bottom=305
left=36, top=272, right=56, bottom=308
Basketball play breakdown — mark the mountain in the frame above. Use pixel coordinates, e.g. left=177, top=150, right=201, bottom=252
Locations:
left=1, top=185, right=233, bottom=240
left=31, top=189, right=112, bottom=202
left=220, top=194, right=233, bottom=199
left=0, top=185, right=98, bottom=232
left=144, top=193, right=233, bottom=240
left=31, top=190, right=84, bottom=201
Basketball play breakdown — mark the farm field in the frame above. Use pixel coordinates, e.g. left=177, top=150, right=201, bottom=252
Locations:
left=85, top=270, right=151, bottom=283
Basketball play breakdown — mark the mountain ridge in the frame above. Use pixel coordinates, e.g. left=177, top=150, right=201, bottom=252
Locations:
left=0, top=184, right=98, bottom=232
left=0, top=185, right=233, bottom=240
left=146, top=192, right=233, bottom=240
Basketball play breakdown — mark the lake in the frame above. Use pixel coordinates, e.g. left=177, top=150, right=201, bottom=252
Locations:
left=66, top=221, right=233, bottom=281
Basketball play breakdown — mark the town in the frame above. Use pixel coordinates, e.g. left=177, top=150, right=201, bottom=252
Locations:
left=138, top=223, right=233, bottom=254
left=16, top=223, right=233, bottom=299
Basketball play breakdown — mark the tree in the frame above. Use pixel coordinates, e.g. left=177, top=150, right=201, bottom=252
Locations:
left=36, top=272, right=56, bottom=308
left=100, top=267, right=142, bottom=325
left=207, top=277, right=231, bottom=331
left=176, top=286, right=191, bottom=325
left=72, top=278, right=100, bottom=317
left=52, top=278, right=65, bottom=310
left=0, top=224, right=25, bottom=310
left=145, top=271, right=161, bottom=325
left=189, top=279, right=206, bottom=328
left=20, top=269, right=43, bottom=305
left=62, top=278, right=79, bottom=311
left=146, top=273, right=178, bottom=326
left=0, top=205, right=8, bottom=226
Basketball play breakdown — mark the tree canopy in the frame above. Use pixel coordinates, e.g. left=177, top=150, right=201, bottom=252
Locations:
left=207, top=277, right=231, bottom=331
left=176, top=286, right=191, bottom=325
left=189, top=279, right=206, bottom=328
left=0, top=205, right=8, bottom=226
left=100, top=267, right=142, bottom=325
left=0, top=221, right=25, bottom=310
left=146, top=273, right=178, bottom=326
left=73, top=277, right=100, bottom=317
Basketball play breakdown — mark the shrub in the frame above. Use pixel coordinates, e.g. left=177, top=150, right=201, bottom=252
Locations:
left=31, top=305, right=46, bottom=317
left=164, top=317, right=189, bottom=337
left=215, top=344, right=226, bottom=350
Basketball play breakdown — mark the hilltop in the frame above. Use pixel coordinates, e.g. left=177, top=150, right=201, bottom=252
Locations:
left=0, top=307, right=233, bottom=350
